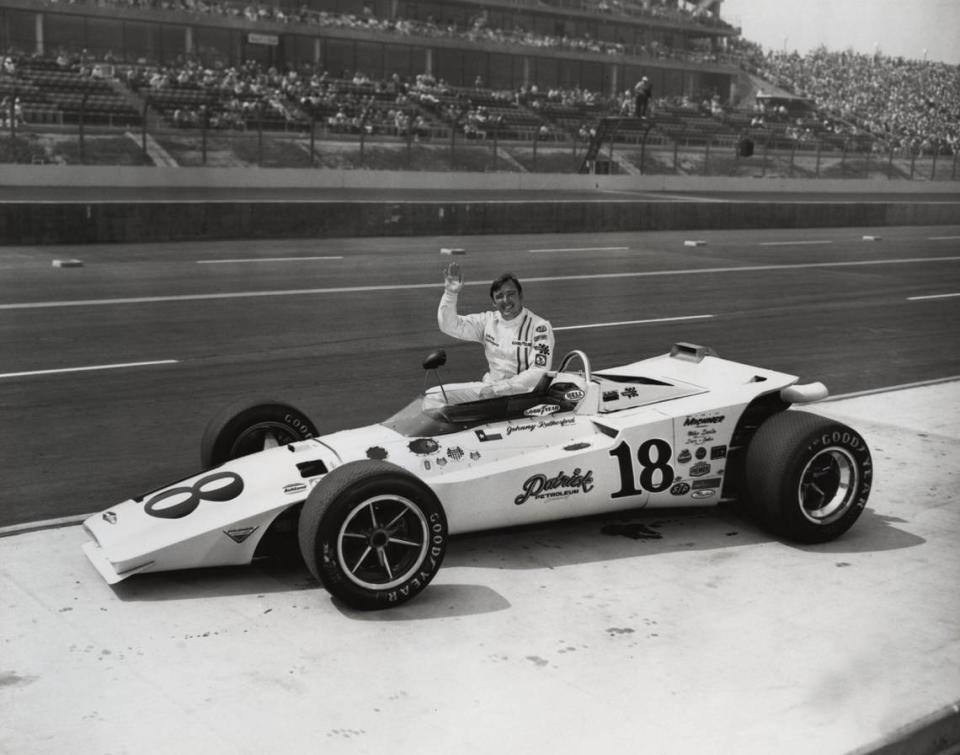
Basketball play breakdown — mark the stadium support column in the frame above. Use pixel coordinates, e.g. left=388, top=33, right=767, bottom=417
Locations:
left=609, top=64, right=618, bottom=99
left=524, top=58, right=531, bottom=89
left=425, top=49, right=433, bottom=77
left=185, top=26, right=194, bottom=58
left=36, top=12, right=44, bottom=55
left=314, top=38, right=322, bottom=67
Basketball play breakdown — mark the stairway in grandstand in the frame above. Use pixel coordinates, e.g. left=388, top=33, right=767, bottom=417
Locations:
left=578, top=116, right=653, bottom=173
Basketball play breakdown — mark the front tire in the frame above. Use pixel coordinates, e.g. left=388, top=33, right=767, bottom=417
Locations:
left=744, top=410, right=872, bottom=543
left=298, top=461, right=447, bottom=610
left=201, top=398, right=318, bottom=469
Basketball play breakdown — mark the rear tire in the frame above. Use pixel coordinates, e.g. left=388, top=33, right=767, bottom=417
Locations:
left=298, top=461, right=447, bottom=610
left=201, top=399, right=318, bottom=469
left=744, top=411, right=872, bottom=543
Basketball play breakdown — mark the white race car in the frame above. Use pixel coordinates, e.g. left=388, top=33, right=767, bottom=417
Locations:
left=82, top=344, right=873, bottom=609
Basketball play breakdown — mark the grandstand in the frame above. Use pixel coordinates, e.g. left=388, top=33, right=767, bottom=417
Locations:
left=0, top=0, right=956, bottom=178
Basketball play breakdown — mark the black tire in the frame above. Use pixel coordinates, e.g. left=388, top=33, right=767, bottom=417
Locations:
left=298, top=460, right=447, bottom=610
left=201, top=398, right=318, bottom=469
left=744, top=410, right=872, bottom=544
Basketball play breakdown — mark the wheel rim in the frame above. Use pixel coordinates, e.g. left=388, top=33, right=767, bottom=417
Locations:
left=228, top=421, right=301, bottom=459
left=337, top=494, right=430, bottom=590
left=797, top=447, right=858, bottom=525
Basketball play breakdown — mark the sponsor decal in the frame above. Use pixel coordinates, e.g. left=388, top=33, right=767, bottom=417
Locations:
left=710, top=445, right=728, bottom=460
left=670, top=481, right=691, bottom=496
left=691, top=489, right=715, bottom=500
left=686, top=427, right=717, bottom=445
left=536, top=325, right=547, bottom=333
left=689, top=461, right=711, bottom=478
left=677, top=449, right=692, bottom=464
left=695, top=447, right=707, bottom=460
left=283, top=483, right=308, bottom=495
left=622, top=386, right=638, bottom=399
left=469, top=450, right=481, bottom=461
left=684, top=414, right=725, bottom=427
left=564, top=442, right=591, bottom=451
left=408, top=438, right=439, bottom=455
left=224, top=526, right=258, bottom=544
left=475, top=429, right=502, bottom=442
left=535, top=354, right=547, bottom=367
left=603, top=391, right=619, bottom=402
left=534, top=334, right=549, bottom=342
left=435, top=457, right=448, bottom=467
left=423, top=460, right=431, bottom=471
left=102, top=511, right=117, bottom=525
left=366, top=446, right=388, bottom=461
left=564, top=389, right=585, bottom=402
left=515, top=468, right=594, bottom=505
left=484, top=334, right=497, bottom=345
left=447, top=446, right=464, bottom=462
left=692, top=477, right=722, bottom=489
left=525, top=403, right=560, bottom=418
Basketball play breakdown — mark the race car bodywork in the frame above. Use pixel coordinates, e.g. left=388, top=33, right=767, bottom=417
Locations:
left=82, top=344, right=873, bottom=609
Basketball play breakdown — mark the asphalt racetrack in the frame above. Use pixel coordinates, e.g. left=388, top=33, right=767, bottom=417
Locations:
left=2, top=218, right=960, bottom=755
left=1, top=223, right=958, bottom=530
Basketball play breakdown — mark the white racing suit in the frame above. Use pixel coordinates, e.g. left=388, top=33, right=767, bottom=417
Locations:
left=432, top=289, right=555, bottom=405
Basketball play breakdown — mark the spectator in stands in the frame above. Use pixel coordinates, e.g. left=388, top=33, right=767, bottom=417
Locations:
left=432, top=262, right=554, bottom=405
left=634, top=76, right=652, bottom=117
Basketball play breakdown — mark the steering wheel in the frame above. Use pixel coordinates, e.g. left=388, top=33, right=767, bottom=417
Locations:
left=556, top=350, right=591, bottom=383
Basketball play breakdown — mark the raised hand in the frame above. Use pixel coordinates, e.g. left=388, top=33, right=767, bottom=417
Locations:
left=443, top=262, right=464, bottom=293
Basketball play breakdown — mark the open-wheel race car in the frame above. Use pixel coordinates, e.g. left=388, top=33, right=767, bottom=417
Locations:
left=82, top=343, right=873, bottom=610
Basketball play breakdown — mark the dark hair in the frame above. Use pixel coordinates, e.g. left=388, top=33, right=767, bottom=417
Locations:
left=490, top=272, right=522, bottom=299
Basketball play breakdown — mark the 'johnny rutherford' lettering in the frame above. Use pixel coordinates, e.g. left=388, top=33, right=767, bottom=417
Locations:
left=515, top=468, right=594, bottom=505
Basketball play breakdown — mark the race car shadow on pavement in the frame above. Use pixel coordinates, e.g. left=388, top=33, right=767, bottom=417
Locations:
left=442, top=504, right=922, bottom=572
left=104, top=505, right=919, bottom=608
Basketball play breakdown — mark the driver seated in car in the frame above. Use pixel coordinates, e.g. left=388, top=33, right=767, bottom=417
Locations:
left=428, top=264, right=554, bottom=406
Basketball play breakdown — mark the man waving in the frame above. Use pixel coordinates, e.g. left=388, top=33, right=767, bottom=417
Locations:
left=436, top=262, right=555, bottom=403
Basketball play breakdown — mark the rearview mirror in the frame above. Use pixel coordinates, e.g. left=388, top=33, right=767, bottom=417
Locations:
left=422, top=349, right=447, bottom=371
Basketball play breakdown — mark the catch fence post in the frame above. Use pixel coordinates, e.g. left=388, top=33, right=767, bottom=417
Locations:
left=141, top=96, right=148, bottom=163
left=257, top=100, right=264, bottom=167
left=201, top=102, right=209, bottom=166
left=79, top=92, right=87, bottom=164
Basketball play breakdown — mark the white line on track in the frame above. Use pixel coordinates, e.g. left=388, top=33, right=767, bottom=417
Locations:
left=0, top=360, right=178, bottom=379
left=826, top=375, right=960, bottom=401
left=929, top=235, right=960, bottom=240
left=907, top=293, right=960, bottom=301
left=4, top=256, right=959, bottom=310
left=197, top=256, right=343, bottom=264
left=758, top=240, right=834, bottom=247
left=0, top=514, right=89, bottom=538
left=528, top=246, right=630, bottom=254
left=555, top=315, right=712, bottom=331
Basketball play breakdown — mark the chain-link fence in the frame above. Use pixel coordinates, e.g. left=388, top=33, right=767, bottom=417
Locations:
left=1, top=93, right=957, bottom=180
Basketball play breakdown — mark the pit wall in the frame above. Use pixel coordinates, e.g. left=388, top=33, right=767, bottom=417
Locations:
left=1, top=166, right=958, bottom=245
